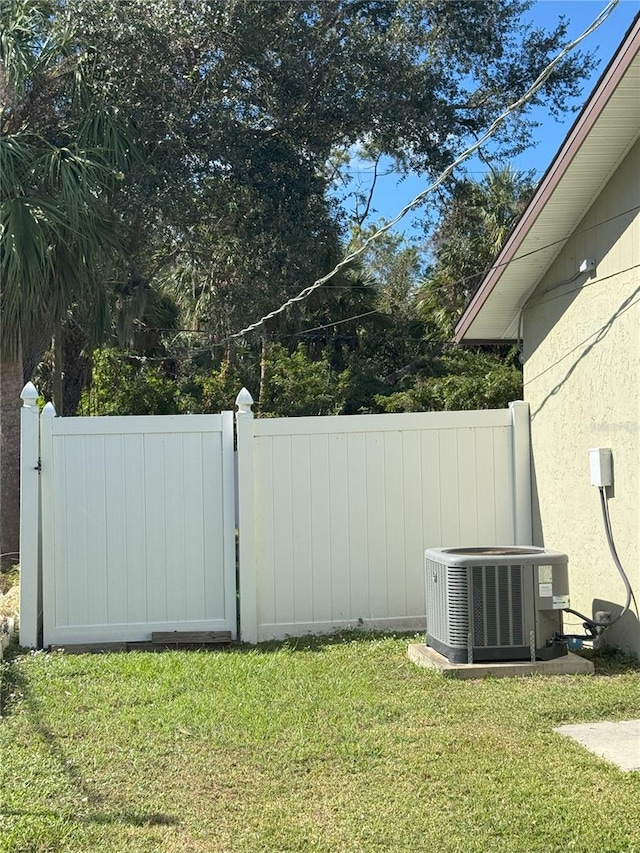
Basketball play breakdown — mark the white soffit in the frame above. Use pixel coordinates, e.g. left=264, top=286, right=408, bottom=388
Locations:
left=456, top=21, right=640, bottom=343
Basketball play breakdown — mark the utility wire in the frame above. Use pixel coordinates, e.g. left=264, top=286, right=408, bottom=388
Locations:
left=464, top=205, right=639, bottom=292
left=135, top=203, right=639, bottom=340
left=220, top=0, right=620, bottom=344
left=130, top=221, right=637, bottom=361
left=278, top=309, right=379, bottom=337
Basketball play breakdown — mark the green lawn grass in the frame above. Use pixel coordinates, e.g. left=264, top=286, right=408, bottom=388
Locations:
left=1, top=635, right=639, bottom=853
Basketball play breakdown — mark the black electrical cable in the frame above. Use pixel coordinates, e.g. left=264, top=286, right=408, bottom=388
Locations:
left=559, top=622, right=598, bottom=643
left=560, top=613, right=600, bottom=639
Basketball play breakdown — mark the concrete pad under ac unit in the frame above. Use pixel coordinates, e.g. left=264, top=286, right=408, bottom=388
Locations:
left=407, top=643, right=594, bottom=679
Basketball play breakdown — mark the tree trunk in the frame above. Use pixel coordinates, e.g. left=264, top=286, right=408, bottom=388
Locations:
left=62, top=319, right=90, bottom=416
left=0, top=355, right=24, bottom=572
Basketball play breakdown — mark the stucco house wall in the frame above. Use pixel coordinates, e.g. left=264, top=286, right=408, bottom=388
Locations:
left=522, top=136, right=640, bottom=654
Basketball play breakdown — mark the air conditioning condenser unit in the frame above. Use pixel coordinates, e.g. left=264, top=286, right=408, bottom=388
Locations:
left=425, top=546, right=570, bottom=664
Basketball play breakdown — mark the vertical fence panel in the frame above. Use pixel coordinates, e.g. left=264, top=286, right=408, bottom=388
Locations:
left=273, top=435, right=295, bottom=626
left=236, top=391, right=258, bottom=644
left=182, top=431, right=206, bottom=622
left=291, top=434, right=313, bottom=624
left=347, top=432, right=369, bottom=619
left=63, top=434, right=89, bottom=627
left=104, top=433, right=127, bottom=625
left=85, top=434, right=108, bottom=627
left=123, top=433, right=146, bottom=626
left=438, top=428, right=460, bottom=545
left=220, top=410, right=237, bottom=629
left=254, top=435, right=275, bottom=630
left=164, top=432, right=187, bottom=623
left=401, top=430, right=425, bottom=617
left=309, top=434, right=331, bottom=623
left=144, top=432, right=168, bottom=624
left=202, top=427, right=228, bottom=621
left=473, top=427, right=498, bottom=544
left=366, top=432, right=388, bottom=619
left=40, top=404, right=57, bottom=646
left=510, top=401, right=533, bottom=545
left=420, top=429, right=442, bottom=550
left=328, top=433, right=350, bottom=621
left=491, top=427, right=515, bottom=544
left=456, top=428, right=479, bottom=544
left=383, top=430, right=406, bottom=618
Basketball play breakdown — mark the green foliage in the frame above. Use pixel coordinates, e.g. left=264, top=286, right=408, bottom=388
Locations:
left=417, top=167, right=536, bottom=339
left=79, top=349, right=179, bottom=416
left=358, top=169, right=534, bottom=413
left=177, top=362, right=245, bottom=415
left=2, top=0, right=597, bottom=415
left=358, top=230, right=426, bottom=366
left=80, top=349, right=247, bottom=417
left=0, top=0, right=133, bottom=358
left=58, top=0, right=593, bottom=352
left=377, top=348, right=523, bottom=412
left=261, top=343, right=342, bottom=417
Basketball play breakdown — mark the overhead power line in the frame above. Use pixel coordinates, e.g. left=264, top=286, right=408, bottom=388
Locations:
left=219, top=0, right=620, bottom=344
left=134, top=203, right=637, bottom=354
left=114, top=260, right=637, bottom=365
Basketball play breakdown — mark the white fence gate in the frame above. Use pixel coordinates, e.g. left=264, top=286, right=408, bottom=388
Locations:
left=20, top=385, right=531, bottom=648
left=20, top=390, right=236, bottom=647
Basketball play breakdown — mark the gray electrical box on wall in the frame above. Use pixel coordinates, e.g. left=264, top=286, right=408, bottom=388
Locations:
left=425, top=546, right=570, bottom=664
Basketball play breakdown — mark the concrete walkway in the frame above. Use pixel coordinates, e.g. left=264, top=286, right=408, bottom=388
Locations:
left=554, top=720, right=640, bottom=772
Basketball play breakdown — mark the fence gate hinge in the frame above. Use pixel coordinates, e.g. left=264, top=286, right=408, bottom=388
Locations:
left=34, top=458, right=42, bottom=473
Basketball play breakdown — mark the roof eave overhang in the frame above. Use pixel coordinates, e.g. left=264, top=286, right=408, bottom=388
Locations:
left=454, top=14, right=640, bottom=344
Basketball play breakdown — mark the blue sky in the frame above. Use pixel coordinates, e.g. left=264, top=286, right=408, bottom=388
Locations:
left=345, top=0, right=639, bottom=237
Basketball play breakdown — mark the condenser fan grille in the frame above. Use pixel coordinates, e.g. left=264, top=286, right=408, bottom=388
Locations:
left=446, top=567, right=469, bottom=646
left=471, top=565, right=524, bottom=648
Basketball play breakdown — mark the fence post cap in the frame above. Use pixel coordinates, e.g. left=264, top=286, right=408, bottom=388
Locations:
left=20, top=382, right=39, bottom=407
left=41, top=401, right=57, bottom=417
left=235, top=388, right=254, bottom=415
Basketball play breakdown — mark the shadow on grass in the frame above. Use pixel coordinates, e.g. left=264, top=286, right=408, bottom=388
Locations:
left=0, top=808, right=180, bottom=827
left=244, top=632, right=640, bottom=675
left=8, top=631, right=636, bottom=675
left=3, top=629, right=424, bottom=662
left=576, top=646, right=640, bottom=676
left=1, top=653, right=102, bottom=804
left=0, top=644, right=25, bottom=717
left=1, top=652, right=181, bottom=828
left=244, top=629, right=424, bottom=654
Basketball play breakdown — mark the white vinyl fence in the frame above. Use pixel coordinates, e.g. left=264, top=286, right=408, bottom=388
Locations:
left=236, top=396, right=531, bottom=643
left=20, top=385, right=531, bottom=647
